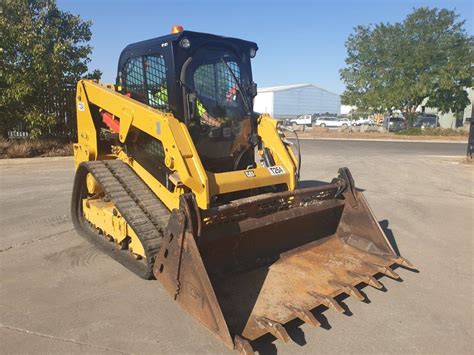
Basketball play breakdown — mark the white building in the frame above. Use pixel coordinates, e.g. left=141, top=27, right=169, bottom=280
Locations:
left=340, top=105, right=356, bottom=115
left=253, top=84, right=341, bottom=119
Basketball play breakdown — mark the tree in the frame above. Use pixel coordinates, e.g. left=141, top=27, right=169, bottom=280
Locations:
left=340, top=7, right=474, bottom=116
left=0, top=0, right=102, bottom=138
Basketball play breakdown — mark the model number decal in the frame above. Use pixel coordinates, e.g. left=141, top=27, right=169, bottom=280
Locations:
left=268, top=166, right=285, bottom=175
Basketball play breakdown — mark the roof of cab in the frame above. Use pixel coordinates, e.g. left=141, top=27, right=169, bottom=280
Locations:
left=121, top=30, right=257, bottom=53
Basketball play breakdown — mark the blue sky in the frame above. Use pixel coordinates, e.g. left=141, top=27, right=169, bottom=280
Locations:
left=58, top=0, right=473, bottom=94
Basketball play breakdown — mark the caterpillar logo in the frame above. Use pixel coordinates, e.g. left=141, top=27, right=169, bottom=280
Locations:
left=244, top=170, right=256, bottom=178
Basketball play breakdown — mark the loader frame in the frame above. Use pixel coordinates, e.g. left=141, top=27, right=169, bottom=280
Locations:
left=74, top=80, right=298, bottom=211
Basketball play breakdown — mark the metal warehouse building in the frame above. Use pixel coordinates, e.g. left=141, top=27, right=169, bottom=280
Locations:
left=253, top=84, right=341, bottom=119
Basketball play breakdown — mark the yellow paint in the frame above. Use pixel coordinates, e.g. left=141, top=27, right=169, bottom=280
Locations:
left=82, top=198, right=145, bottom=258
left=257, top=115, right=297, bottom=190
left=207, top=166, right=289, bottom=196
left=86, top=173, right=102, bottom=194
left=74, top=80, right=298, bottom=211
left=73, top=143, right=90, bottom=170
left=75, top=82, right=98, bottom=167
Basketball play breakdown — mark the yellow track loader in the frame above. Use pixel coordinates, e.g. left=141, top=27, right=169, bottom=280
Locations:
left=71, top=26, right=415, bottom=353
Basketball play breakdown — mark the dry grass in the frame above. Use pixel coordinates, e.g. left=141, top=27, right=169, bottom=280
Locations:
left=297, top=128, right=468, bottom=141
left=0, top=139, right=73, bottom=159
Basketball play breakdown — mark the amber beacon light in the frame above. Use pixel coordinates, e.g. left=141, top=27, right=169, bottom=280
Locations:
left=171, top=25, right=184, bottom=34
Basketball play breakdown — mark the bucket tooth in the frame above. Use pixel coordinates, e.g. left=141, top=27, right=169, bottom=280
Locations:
left=285, top=304, right=321, bottom=327
left=330, top=281, right=365, bottom=301
left=256, top=317, right=290, bottom=342
left=364, top=262, right=400, bottom=279
left=393, top=256, right=416, bottom=270
left=308, top=291, right=344, bottom=313
left=348, top=271, right=384, bottom=289
left=234, top=336, right=253, bottom=355
left=380, top=266, right=400, bottom=279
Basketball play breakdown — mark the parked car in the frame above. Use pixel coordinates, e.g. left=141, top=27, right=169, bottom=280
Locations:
left=351, top=117, right=374, bottom=126
left=387, top=117, right=407, bottom=132
left=289, top=114, right=313, bottom=127
left=314, top=116, right=351, bottom=128
left=414, top=116, right=439, bottom=129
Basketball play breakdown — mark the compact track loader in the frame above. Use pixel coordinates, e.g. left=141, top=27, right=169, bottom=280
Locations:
left=71, top=26, right=415, bottom=353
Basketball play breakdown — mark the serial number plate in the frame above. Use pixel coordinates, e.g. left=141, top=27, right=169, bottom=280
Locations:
left=268, top=166, right=285, bottom=175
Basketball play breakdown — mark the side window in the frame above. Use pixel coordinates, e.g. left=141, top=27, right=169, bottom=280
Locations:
left=124, top=57, right=146, bottom=102
left=144, top=55, right=169, bottom=111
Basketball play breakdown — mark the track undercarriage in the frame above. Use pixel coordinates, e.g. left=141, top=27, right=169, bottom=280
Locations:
left=71, top=160, right=169, bottom=279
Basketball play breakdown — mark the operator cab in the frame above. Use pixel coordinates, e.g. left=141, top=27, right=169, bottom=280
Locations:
left=117, top=27, right=258, bottom=173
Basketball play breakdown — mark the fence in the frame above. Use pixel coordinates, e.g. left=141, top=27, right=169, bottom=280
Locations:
left=8, top=85, right=77, bottom=140
left=7, top=130, right=29, bottom=139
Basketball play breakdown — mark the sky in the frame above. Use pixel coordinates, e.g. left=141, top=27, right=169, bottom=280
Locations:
left=58, top=0, right=473, bottom=95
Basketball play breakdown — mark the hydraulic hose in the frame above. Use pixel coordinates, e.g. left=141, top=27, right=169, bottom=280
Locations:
left=279, top=125, right=302, bottom=181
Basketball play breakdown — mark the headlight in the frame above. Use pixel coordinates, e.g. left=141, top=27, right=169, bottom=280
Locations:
left=180, top=38, right=191, bottom=49
left=249, top=47, right=257, bottom=58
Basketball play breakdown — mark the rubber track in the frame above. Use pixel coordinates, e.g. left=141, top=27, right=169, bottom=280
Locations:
left=80, top=160, right=169, bottom=279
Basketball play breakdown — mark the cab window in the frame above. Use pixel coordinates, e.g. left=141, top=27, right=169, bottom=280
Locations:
left=123, top=57, right=146, bottom=101
left=123, top=55, right=169, bottom=111
left=144, top=55, right=169, bottom=111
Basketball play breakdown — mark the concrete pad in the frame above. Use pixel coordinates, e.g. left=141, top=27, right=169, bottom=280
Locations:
left=0, top=327, right=121, bottom=353
left=0, top=141, right=472, bottom=354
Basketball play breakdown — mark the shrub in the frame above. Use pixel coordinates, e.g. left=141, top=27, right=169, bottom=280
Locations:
left=396, top=128, right=468, bottom=136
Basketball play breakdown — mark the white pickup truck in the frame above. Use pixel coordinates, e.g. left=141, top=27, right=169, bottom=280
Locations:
left=289, top=114, right=313, bottom=126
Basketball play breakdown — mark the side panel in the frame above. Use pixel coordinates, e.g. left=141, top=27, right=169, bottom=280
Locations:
left=77, top=80, right=208, bottom=210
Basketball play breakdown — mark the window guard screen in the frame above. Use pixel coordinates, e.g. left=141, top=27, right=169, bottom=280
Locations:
left=145, top=55, right=169, bottom=111
left=124, top=57, right=146, bottom=101
left=124, top=55, right=169, bottom=111
left=193, top=60, right=241, bottom=108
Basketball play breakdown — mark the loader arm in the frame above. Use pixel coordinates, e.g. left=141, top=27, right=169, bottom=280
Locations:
left=74, top=80, right=297, bottom=210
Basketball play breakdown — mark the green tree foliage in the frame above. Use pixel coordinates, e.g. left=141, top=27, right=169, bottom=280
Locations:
left=0, top=0, right=101, bottom=138
left=340, top=7, right=474, bottom=115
